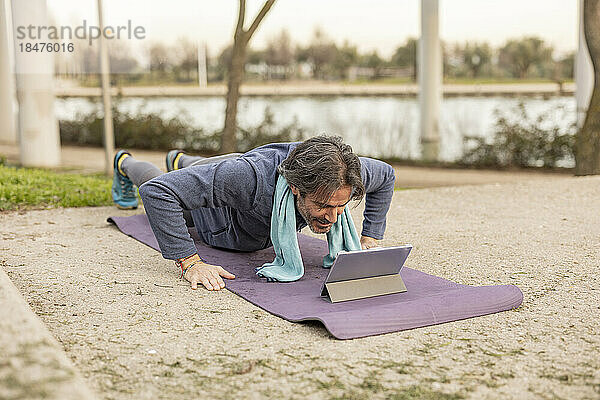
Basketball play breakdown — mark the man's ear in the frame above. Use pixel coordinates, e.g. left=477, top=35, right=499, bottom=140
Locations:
left=290, top=185, right=300, bottom=196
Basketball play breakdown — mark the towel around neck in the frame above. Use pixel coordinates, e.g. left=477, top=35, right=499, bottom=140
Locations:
left=255, top=174, right=361, bottom=282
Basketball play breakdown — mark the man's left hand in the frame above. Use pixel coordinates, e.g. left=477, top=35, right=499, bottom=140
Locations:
left=360, top=235, right=380, bottom=249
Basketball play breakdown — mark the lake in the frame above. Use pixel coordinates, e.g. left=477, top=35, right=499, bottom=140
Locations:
left=55, top=95, right=576, bottom=163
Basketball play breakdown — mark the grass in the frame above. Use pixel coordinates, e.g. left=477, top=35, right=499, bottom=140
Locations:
left=0, top=164, right=114, bottom=211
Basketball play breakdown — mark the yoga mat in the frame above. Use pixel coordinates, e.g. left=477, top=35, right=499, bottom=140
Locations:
left=108, top=214, right=523, bottom=340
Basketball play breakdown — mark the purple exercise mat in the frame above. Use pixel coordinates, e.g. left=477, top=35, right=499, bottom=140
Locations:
left=108, top=214, right=523, bottom=340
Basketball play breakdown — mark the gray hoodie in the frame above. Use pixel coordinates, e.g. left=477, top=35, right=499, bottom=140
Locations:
left=139, top=142, right=395, bottom=260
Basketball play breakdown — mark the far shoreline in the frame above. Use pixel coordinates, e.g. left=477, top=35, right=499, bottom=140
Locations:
left=54, top=81, right=575, bottom=98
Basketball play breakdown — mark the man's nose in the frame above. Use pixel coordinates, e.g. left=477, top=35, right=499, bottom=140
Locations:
left=325, top=207, right=344, bottom=223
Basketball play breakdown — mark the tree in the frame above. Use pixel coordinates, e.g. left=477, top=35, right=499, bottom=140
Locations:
left=264, top=29, right=294, bottom=67
left=331, top=40, right=358, bottom=79
left=391, top=37, right=417, bottom=80
left=222, top=0, right=276, bottom=153
left=214, top=45, right=233, bottom=81
left=462, top=42, right=491, bottom=78
left=175, top=38, right=198, bottom=82
left=557, top=52, right=575, bottom=80
left=105, top=40, right=139, bottom=85
left=576, top=0, right=600, bottom=175
left=148, top=41, right=170, bottom=77
left=498, top=36, right=553, bottom=79
left=261, top=29, right=294, bottom=80
left=359, top=50, right=385, bottom=79
left=300, top=28, right=337, bottom=79
left=107, top=41, right=138, bottom=74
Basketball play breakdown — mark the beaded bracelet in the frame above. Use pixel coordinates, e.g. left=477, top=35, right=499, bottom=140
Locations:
left=177, top=260, right=198, bottom=279
left=175, top=254, right=205, bottom=279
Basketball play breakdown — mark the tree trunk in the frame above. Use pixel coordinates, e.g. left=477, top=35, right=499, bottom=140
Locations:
left=518, top=65, right=528, bottom=79
left=220, top=0, right=276, bottom=153
left=576, top=0, right=600, bottom=175
left=221, top=36, right=247, bottom=153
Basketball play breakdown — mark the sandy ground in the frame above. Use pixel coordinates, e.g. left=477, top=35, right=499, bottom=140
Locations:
left=1, top=176, right=599, bottom=399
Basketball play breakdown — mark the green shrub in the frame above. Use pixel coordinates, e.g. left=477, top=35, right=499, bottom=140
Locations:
left=59, top=101, right=305, bottom=153
left=460, top=102, right=575, bottom=168
left=237, top=107, right=305, bottom=151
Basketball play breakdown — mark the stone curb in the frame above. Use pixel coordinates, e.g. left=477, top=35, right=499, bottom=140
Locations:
left=0, top=267, right=97, bottom=400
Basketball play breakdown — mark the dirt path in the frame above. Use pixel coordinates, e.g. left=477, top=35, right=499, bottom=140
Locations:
left=1, top=176, right=598, bottom=399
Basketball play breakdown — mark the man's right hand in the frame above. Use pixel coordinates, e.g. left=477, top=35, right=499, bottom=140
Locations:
left=180, top=255, right=235, bottom=291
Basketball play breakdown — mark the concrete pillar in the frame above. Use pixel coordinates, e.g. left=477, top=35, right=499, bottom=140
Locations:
left=419, top=0, right=442, bottom=162
left=0, top=0, right=17, bottom=144
left=198, top=42, right=207, bottom=87
left=11, top=0, right=61, bottom=167
left=97, top=0, right=114, bottom=176
left=576, top=0, right=594, bottom=129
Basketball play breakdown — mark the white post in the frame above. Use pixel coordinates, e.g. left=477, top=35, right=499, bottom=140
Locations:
left=12, top=0, right=61, bottom=167
left=576, top=0, right=594, bottom=129
left=419, top=0, right=441, bottom=162
left=198, top=42, right=207, bottom=87
left=0, top=0, right=16, bottom=145
left=97, top=0, right=114, bottom=175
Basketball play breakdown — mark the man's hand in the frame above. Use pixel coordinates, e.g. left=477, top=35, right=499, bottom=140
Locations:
left=360, top=235, right=380, bottom=250
left=180, top=255, right=235, bottom=290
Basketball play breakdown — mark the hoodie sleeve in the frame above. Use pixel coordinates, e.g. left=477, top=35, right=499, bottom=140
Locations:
left=359, top=157, right=395, bottom=240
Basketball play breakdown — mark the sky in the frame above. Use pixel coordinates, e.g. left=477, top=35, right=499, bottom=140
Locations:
left=46, top=0, right=578, bottom=58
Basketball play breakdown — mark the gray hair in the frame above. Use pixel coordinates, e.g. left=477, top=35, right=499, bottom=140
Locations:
left=277, top=135, right=365, bottom=202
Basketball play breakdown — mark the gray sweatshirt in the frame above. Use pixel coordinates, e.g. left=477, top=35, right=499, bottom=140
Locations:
left=139, top=142, right=395, bottom=260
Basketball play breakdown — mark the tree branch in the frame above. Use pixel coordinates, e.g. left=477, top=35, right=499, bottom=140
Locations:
left=245, top=0, right=276, bottom=41
left=235, top=0, right=246, bottom=37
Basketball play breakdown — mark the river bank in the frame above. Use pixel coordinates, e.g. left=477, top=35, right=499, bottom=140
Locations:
left=55, top=81, right=575, bottom=98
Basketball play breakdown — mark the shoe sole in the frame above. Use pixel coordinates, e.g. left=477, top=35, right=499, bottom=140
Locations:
left=115, top=204, right=138, bottom=210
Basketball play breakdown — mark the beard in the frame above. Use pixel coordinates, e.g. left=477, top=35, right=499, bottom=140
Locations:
left=295, top=195, right=332, bottom=234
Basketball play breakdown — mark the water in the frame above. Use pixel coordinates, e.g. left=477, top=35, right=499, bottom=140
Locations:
left=55, top=95, right=576, bottom=162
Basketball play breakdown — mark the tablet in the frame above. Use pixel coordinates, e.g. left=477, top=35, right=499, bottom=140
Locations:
left=320, top=245, right=412, bottom=302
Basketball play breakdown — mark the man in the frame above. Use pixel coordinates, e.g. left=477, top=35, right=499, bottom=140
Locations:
left=112, top=136, right=395, bottom=291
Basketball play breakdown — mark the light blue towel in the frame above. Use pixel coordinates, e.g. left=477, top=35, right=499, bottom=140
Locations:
left=255, top=175, right=361, bottom=282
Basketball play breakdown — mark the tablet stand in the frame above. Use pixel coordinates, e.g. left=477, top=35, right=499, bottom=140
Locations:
left=321, top=273, right=407, bottom=303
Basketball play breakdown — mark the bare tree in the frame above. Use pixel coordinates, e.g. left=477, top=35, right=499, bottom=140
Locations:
left=264, top=29, right=293, bottom=68
left=221, top=0, right=276, bottom=153
left=576, top=0, right=600, bottom=175
left=148, top=41, right=170, bottom=77
left=176, top=38, right=198, bottom=82
left=301, top=28, right=337, bottom=79
left=107, top=40, right=138, bottom=75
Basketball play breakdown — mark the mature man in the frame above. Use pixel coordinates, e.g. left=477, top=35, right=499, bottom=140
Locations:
left=112, top=136, right=395, bottom=291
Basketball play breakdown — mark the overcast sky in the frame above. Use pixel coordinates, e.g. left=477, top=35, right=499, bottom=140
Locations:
left=47, top=0, right=578, bottom=58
